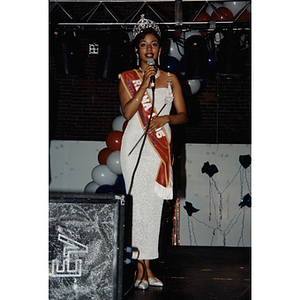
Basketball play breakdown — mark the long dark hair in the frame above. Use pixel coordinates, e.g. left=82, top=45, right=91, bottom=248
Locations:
left=132, top=28, right=161, bottom=50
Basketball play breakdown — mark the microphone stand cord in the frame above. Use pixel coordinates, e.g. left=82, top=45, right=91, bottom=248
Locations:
left=128, top=86, right=155, bottom=195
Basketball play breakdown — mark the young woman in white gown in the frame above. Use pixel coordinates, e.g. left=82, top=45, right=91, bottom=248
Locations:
left=119, top=15, right=188, bottom=290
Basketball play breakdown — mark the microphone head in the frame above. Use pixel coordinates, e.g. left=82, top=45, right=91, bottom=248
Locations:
left=147, top=58, right=155, bottom=66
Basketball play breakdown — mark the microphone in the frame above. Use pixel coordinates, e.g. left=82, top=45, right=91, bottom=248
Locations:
left=147, top=58, right=156, bottom=88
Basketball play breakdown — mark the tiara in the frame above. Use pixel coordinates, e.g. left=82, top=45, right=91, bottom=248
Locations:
left=132, top=14, right=161, bottom=39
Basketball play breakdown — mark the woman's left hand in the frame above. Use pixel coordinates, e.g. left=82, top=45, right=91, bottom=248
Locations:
left=147, top=116, right=169, bottom=134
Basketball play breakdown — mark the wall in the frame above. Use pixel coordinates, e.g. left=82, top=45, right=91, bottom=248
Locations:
left=49, top=141, right=251, bottom=247
left=180, top=143, right=251, bottom=247
left=49, top=140, right=106, bottom=192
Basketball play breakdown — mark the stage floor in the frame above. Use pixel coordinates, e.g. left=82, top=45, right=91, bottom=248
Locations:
left=123, top=246, right=251, bottom=300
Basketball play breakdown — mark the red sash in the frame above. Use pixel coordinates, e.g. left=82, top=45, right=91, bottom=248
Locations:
left=119, top=69, right=172, bottom=199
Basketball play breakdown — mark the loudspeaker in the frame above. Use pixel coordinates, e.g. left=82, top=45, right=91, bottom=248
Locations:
left=49, top=192, right=127, bottom=300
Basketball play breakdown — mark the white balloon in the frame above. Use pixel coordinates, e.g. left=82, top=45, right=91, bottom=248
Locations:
left=223, top=1, right=248, bottom=17
left=106, top=151, right=122, bottom=175
left=181, top=30, right=201, bottom=43
left=84, top=181, right=99, bottom=194
left=112, top=115, right=126, bottom=132
left=168, top=38, right=183, bottom=61
left=188, top=79, right=201, bottom=95
left=206, top=2, right=223, bottom=16
left=92, top=165, right=118, bottom=186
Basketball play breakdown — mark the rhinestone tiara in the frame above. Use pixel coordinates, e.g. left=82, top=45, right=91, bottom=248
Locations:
left=132, top=14, right=161, bottom=39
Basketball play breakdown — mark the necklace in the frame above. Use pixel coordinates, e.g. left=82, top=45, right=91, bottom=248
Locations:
left=139, top=67, right=161, bottom=79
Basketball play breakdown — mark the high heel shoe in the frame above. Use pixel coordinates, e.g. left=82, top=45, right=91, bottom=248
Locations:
left=134, top=280, right=149, bottom=290
left=148, top=277, right=163, bottom=287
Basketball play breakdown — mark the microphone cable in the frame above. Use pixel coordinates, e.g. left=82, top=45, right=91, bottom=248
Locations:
left=128, top=86, right=155, bottom=195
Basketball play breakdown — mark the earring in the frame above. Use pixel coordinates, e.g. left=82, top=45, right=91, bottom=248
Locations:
left=158, top=52, right=161, bottom=66
left=136, top=53, right=139, bottom=67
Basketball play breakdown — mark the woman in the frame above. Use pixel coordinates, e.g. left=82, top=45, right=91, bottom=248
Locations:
left=119, top=15, right=188, bottom=290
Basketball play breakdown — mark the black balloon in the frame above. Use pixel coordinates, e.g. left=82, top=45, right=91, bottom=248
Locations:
left=239, top=154, right=251, bottom=169
left=201, top=161, right=219, bottom=177
left=184, top=201, right=200, bottom=216
left=239, top=193, right=251, bottom=208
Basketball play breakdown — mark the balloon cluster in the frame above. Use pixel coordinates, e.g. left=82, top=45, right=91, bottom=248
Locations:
left=84, top=115, right=128, bottom=195
left=164, top=2, right=250, bottom=86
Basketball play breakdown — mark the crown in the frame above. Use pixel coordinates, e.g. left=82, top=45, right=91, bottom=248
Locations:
left=132, top=14, right=161, bottom=39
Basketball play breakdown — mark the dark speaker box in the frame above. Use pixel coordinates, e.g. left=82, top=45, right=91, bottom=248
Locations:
left=49, top=192, right=128, bottom=300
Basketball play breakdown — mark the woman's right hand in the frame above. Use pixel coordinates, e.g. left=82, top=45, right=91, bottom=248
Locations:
left=141, top=65, right=157, bottom=88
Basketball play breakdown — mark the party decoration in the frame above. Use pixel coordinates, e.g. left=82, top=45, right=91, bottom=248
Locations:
left=98, top=147, right=112, bottom=165
left=168, top=38, right=183, bottom=61
left=236, top=11, right=251, bottom=21
left=187, top=79, right=201, bottom=95
left=112, top=115, right=126, bottom=132
left=206, top=2, right=223, bottom=16
left=201, top=161, right=219, bottom=177
left=92, top=164, right=118, bottom=186
left=106, top=130, right=123, bottom=151
left=96, top=184, right=116, bottom=194
left=239, top=193, right=251, bottom=208
left=84, top=181, right=100, bottom=194
left=181, top=30, right=201, bottom=41
left=184, top=201, right=200, bottom=216
left=211, top=7, right=234, bottom=21
left=239, top=154, right=251, bottom=169
left=224, top=1, right=249, bottom=17
left=187, top=153, right=251, bottom=247
left=195, top=12, right=211, bottom=36
left=106, top=151, right=122, bottom=175
left=115, top=174, right=126, bottom=194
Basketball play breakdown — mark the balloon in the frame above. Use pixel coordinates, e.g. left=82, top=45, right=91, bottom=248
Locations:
left=84, top=181, right=100, bottom=194
left=96, top=184, right=116, bottom=194
left=181, top=30, right=201, bottom=41
left=184, top=201, right=200, bottom=217
left=236, top=11, right=251, bottom=21
left=239, top=193, right=251, bottom=208
left=223, top=1, right=248, bottom=17
left=187, top=79, right=201, bottom=95
left=239, top=154, right=251, bottom=169
left=106, top=130, right=123, bottom=151
left=112, top=115, right=126, bottom=132
left=206, top=2, right=223, bottom=16
left=92, top=164, right=118, bottom=186
left=196, top=11, right=210, bottom=22
left=211, top=7, right=234, bottom=21
left=115, top=174, right=126, bottom=194
left=106, top=151, right=122, bottom=175
left=201, top=161, right=219, bottom=177
left=98, top=147, right=112, bottom=165
left=168, top=38, right=183, bottom=61
left=165, top=56, right=181, bottom=74
left=195, top=12, right=211, bottom=36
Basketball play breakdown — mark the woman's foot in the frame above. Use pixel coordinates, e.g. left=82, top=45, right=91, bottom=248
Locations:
left=135, top=259, right=163, bottom=288
left=148, top=277, right=163, bottom=287
left=134, top=280, right=149, bottom=290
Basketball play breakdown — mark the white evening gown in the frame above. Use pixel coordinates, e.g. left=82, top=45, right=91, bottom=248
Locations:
left=120, top=87, right=173, bottom=260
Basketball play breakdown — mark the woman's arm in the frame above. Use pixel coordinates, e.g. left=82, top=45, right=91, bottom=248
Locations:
left=119, top=67, right=157, bottom=120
